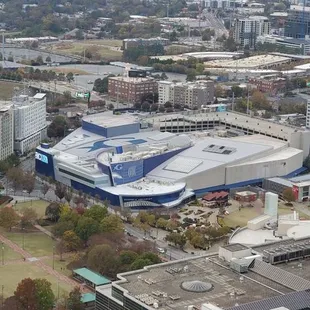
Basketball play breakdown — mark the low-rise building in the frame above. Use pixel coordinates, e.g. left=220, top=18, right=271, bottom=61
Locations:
left=248, top=76, right=286, bottom=94
left=158, top=80, right=215, bottom=108
left=108, top=76, right=158, bottom=104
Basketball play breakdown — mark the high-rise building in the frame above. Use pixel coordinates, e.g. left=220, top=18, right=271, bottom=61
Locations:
left=158, top=80, right=215, bottom=108
left=108, top=76, right=158, bottom=104
left=13, top=93, right=47, bottom=154
left=0, top=106, right=14, bottom=160
left=307, top=99, right=310, bottom=128
left=285, top=5, right=310, bottom=39
left=233, top=16, right=270, bottom=48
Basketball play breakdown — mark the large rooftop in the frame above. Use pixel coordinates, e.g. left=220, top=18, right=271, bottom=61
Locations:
left=111, top=255, right=292, bottom=310
left=205, top=55, right=291, bottom=69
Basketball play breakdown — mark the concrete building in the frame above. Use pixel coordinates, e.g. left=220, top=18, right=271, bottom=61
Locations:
left=36, top=111, right=306, bottom=209
left=285, top=5, right=310, bottom=39
left=158, top=81, right=215, bottom=108
left=307, top=99, right=310, bottom=128
left=233, top=16, right=270, bottom=48
left=95, top=238, right=310, bottom=310
left=257, top=35, right=310, bottom=55
left=108, top=76, right=157, bottom=104
left=248, top=76, right=286, bottom=95
left=13, top=93, right=47, bottom=154
left=0, top=106, right=14, bottom=160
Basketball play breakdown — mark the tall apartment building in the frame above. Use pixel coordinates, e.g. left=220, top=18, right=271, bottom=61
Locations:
left=158, top=80, right=215, bottom=108
left=13, top=93, right=47, bottom=154
left=233, top=16, right=270, bottom=48
left=285, top=5, right=310, bottom=39
left=108, top=76, right=158, bottom=104
left=0, top=107, right=14, bottom=160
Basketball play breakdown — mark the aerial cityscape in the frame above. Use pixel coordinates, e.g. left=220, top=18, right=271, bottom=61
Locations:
left=2, top=0, right=310, bottom=309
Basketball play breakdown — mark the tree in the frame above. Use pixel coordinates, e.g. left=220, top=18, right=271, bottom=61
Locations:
left=101, top=214, right=124, bottom=233
left=158, top=105, right=165, bottom=113
left=141, top=102, right=150, bottom=112
left=66, top=72, right=74, bottom=83
left=64, top=190, right=72, bottom=205
left=75, top=216, right=100, bottom=242
left=63, top=91, right=72, bottom=103
left=87, top=244, right=119, bottom=278
left=62, top=230, right=81, bottom=251
left=165, top=232, right=186, bottom=249
left=223, top=36, right=237, bottom=52
left=186, top=69, right=196, bottom=81
left=156, top=217, right=168, bottom=229
left=41, top=183, right=50, bottom=197
left=14, top=278, right=38, bottom=310
left=23, top=171, right=35, bottom=196
left=0, top=207, right=19, bottom=231
left=130, top=258, right=152, bottom=270
left=46, top=56, right=51, bottom=63
left=107, top=103, right=114, bottom=110
left=202, top=32, right=211, bottom=41
left=36, top=55, right=44, bottom=65
left=7, top=167, right=24, bottom=193
left=67, top=287, right=84, bottom=310
left=139, top=252, right=161, bottom=264
left=20, top=207, right=38, bottom=229
left=55, top=182, right=66, bottom=201
left=47, top=116, right=67, bottom=138
left=231, top=85, right=243, bottom=98
left=251, top=90, right=271, bottom=110
left=119, top=250, right=138, bottom=265
left=283, top=188, right=296, bottom=203
left=45, top=202, right=61, bottom=222
left=52, top=221, right=75, bottom=238
left=84, top=205, right=108, bottom=223
left=164, top=101, right=173, bottom=109
left=160, top=72, right=168, bottom=80
left=33, top=278, right=55, bottom=310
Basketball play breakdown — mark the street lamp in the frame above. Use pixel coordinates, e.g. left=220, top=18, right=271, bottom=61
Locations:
left=22, top=228, right=25, bottom=250
left=1, top=243, right=4, bottom=265
left=52, top=246, right=55, bottom=268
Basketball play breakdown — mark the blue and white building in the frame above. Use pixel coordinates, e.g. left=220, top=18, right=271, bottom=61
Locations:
left=35, top=112, right=305, bottom=209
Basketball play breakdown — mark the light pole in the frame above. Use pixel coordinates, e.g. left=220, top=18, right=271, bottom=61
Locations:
left=1, top=285, right=3, bottom=307
left=1, top=243, right=4, bottom=265
left=22, top=228, right=25, bottom=250
left=53, top=246, right=55, bottom=270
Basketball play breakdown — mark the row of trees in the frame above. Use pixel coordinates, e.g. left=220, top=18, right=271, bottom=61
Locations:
left=3, top=278, right=84, bottom=310
left=6, top=167, right=36, bottom=195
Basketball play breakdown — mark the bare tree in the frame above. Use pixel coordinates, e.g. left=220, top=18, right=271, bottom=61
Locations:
left=41, top=183, right=50, bottom=198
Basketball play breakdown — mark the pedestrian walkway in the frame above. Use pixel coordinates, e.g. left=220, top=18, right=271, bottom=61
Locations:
left=34, top=224, right=60, bottom=241
left=0, top=233, right=89, bottom=292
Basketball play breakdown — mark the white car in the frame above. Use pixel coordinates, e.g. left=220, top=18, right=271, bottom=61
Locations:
left=87, top=80, right=94, bottom=84
left=157, top=247, right=165, bottom=254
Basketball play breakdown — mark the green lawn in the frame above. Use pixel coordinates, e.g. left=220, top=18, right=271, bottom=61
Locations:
left=223, top=206, right=310, bottom=228
left=42, top=257, right=73, bottom=277
left=14, top=200, right=49, bottom=218
left=1, top=243, right=22, bottom=261
left=2, top=230, right=55, bottom=257
left=0, top=263, right=72, bottom=298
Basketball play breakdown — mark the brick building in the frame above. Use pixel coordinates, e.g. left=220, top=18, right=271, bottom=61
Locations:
left=248, top=76, right=286, bottom=95
left=108, top=76, right=158, bottom=104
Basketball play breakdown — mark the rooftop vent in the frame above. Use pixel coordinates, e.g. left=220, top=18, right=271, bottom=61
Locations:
left=181, top=281, right=213, bottom=293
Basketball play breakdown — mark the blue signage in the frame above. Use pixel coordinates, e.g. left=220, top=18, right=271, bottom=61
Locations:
left=111, top=159, right=143, bottom=185
left=35, top=152, right=48, bottom=164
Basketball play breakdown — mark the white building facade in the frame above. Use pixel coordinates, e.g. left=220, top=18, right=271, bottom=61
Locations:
left=158, top=80, right=215, bottom=108
left=233, top=16, right=270, bottom=48
left=13, top=94, right=47, bottom=154
left=0, top=107, right=14, bottom=160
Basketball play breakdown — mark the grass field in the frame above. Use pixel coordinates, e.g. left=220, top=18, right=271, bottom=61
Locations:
left=50, top=67, right=90, bottom=75
left=86, top=39, right=123, bottom=47
left=42, top=257, right=73, bottom=277
left=2, top=243, right=23, bottom=261
left=0, top=81, right=23, bottom=100
left=53, top=42, right=122, bottom=61
left=2, top=230, right=55, bottom=258
left=14, top=200, right=50, bottom=218
left=223, top=206, right=310, bottom=228
left=0, top=263, right=72, bottom=298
